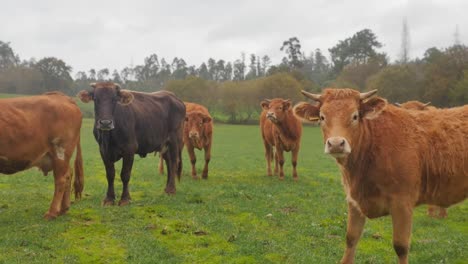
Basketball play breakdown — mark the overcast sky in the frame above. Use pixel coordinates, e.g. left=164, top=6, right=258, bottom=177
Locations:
left=1, top=0, right=467, bottom=74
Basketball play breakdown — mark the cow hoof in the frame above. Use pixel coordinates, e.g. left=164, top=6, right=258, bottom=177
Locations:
left=279, top=176, right=285, bottom=181
left=118, top=199, right=131, bottom=206
left=202, top=176, right=208, bottom=180
left=102, top=199, right=115, bottom=206
left=44, top=212, right=58, bottom=220
left=59, top=207, right=69, bottom=215
left=192, top=175, right=200, bottom=180
left=165, top=188, right=176, bottom=195
left=293, top=177, right=298, bottom=182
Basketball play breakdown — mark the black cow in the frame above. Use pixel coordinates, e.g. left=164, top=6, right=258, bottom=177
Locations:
left=78, top=82, right=185, bottom=205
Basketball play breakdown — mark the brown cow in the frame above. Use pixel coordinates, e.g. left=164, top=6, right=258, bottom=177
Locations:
left=294, top=88, right=467, bottom=264
left=158, top=102, right=213, bottom=179
left=0, top=92, right=84, bottom=219
left=183, top=102, right=213, bottom=179
left=395, top=100, right=436, bottom=111
left=396, top=100, right=447, bottom=218
left=260, top=98, right=302, bottom=180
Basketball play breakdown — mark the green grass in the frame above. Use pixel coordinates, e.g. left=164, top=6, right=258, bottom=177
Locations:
left=0, top=120, right=466, bottom=264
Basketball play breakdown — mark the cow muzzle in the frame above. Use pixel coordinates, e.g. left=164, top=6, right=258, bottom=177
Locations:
left=189, top=131, right=199, bottom=139
left=266, top=112, right=277, bottom=122
left=325, top=137, right=351, bottom=158
left=97, top=119, right=115, bottom=131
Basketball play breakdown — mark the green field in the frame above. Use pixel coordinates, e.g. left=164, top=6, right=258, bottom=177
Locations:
left=0, top=119, right=466, bottom=264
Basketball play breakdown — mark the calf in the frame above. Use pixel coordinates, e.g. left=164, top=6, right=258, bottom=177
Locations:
left=294, top=88, right=467, bottom=264
left=260, top=98, right=302, bottom=180
left=78, top=82, right=185, bottom=205
left=0, top=92, right=84, bottom=219
left=183, top=102, right=213, bottom=179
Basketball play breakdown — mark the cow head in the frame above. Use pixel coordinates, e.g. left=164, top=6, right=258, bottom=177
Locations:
left=395, top=101, right=431, bottom=111
left=77, top=82, right=134, bottom=131
left=261, top=98, right=292, bottom=123
left=294, top=88, right=387, bottom=159
left=185, top=111, right=211, bottom=139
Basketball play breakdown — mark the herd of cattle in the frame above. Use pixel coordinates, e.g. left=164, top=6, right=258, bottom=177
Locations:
left=0, top=81, right=466, bottom=264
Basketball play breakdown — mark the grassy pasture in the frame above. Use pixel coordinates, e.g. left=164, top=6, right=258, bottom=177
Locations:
left=0, top=119, right=466, bottom=264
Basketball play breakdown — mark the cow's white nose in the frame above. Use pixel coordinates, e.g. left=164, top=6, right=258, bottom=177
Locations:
left=325, top=137, right=351, bottom=157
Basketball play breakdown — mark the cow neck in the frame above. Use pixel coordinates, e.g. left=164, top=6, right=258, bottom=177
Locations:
left=342, top=119, right=374, bottom=178
left=274, top=111, right=299, bottom=141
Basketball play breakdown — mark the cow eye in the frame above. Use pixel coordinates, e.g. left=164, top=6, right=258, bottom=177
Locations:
left=320, top=115, right=325, bottom=121
left=352, top=114, right=359, bottom=121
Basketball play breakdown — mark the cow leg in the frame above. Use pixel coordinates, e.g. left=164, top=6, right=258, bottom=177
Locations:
left=163, top=143, right=178, bottom=194
left=202, top=141, right=211, bottom=179
left=263, top=142, right=273, bottom=176
left=291, top=147, right=299, bottom=181
left=274, top=151, right=279, bottom=176
left=340, top=203, right=366, bottom=264
left=276, top=147, right=285, bottom=180
left=118, top=155, right=134, bottom=206
left=59, top=167, right=73, bottom=215
left=45, top=159, right=71, bottom=220
left=103, top=160, right=116, bottom=206
left=391, top=203, right=413, bottom=264
left=187, top=145, right=198, bottom=180
left=158, top=153, right=164, bottom=175
left=427, top=205, right=447, bottom=218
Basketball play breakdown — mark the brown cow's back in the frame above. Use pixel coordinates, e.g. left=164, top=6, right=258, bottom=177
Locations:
left=0, top=93, right=82, bottom=169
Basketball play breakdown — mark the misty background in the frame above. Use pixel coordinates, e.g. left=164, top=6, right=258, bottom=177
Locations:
left=0, top=0, right=467, bottom=122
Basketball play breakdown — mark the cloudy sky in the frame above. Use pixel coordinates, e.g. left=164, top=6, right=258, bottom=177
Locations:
left=1, top=0, right=466, bottom=74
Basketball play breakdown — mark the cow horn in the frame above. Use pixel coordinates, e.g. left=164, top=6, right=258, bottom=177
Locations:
left=423, top=102, right=431, bottom=107
left=264, top=99, right=271, bottom=103
left=394, top=102, right=402, bottom=107
left=360, top=90, right=378, bottom=100
left=301, top=90, right=321, bottom=101
left=90, top=82, right=96, bottom=88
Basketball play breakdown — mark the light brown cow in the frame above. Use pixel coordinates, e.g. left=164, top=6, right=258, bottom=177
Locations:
left=260, top=98, right=302, bottom=180
left=294, top=88, right=467, bottom=264
left=0, top=92, right=84, bottom=219
left=396, top=100, right=447, bottom=218
left=159, top=102, right=213, bottom=179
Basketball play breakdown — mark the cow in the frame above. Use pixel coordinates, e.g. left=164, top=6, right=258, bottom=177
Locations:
left=260, top=98, right=302, bottom=180
left=294, top=88, right=467, bottom=264
left=158, top=102, right=213, bottom=179
left=0, top=92, right=84, bottom=219
left=183, top=102, right=213, bottom=179
left=78, top=82, right=185, bottom=206
left=396, top=100, right=447, bottom=218
left=395, top=100, right=435, bottom=111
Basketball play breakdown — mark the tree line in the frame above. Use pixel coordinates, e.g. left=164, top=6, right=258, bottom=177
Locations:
left=0, top=27, right=467, bottom=122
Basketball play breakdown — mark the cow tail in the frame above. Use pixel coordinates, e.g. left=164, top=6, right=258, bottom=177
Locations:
left=73, top=134, right=84, bottom=200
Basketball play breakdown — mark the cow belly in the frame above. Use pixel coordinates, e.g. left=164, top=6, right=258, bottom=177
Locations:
left=0, top=157, right=31, bottom=175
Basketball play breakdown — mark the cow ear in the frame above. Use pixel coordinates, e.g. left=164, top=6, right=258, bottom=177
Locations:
left=360, top=97, right=387, bottom=120
left=293, top=102, right=320, bottom=122
left=203, top=115, right=212, bottom=123
left=283, top=99, right=291, bottom=110
left=118, top=90, right=134, bottom=105
left=260, top=100, right=270, bottom=110
left=77, top=90, right=93, bottom=103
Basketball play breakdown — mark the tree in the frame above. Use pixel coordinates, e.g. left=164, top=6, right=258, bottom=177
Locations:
left=329, top=29, right=384, bottom=74
left=280, top=37, right=303, bottom=69
left=171, top=57, right=188, bottom=80
left=449, top=70, right=468, bottom=105
left=88, top=69, right=96, bottom=80
left=197, top=63, right=210, bottom=80
left=366, top=65, right=422, bottom=103
left=112, top=70, right=122, bottom=83
left=34, top=57, right=73, bottom=92
left=233, top=53, right=246, bottom=81
left=246, top=54, right=257, bottom=80
left=97, top=68, right=110, bottom=80
left=0, top=41, right=19, bottom=69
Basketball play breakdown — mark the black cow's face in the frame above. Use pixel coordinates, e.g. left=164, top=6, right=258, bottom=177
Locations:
left=77, top=82, right=134, bottom=131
